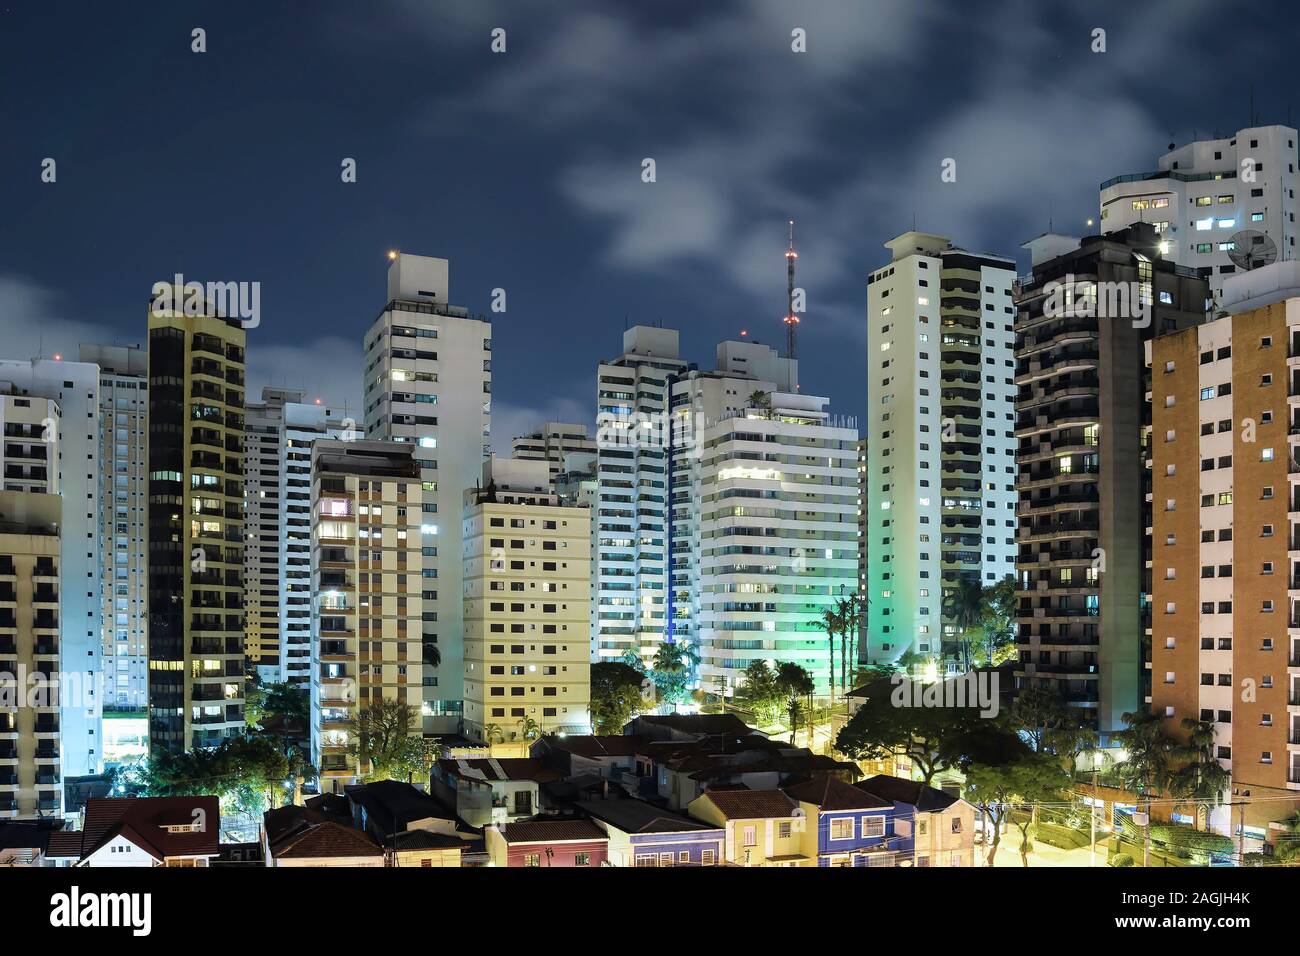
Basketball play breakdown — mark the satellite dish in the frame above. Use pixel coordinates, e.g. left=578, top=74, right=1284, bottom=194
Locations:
left=1227, top=230, right=1278, bottom=271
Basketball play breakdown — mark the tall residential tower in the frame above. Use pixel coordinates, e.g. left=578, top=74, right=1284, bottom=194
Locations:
left=864, top=232, right=1018, bottom=671
left=146, top=296, right=247, bottom=754
left=361, top=253, right=491, bottom=731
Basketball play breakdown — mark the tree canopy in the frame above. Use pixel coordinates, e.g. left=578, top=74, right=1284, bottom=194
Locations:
left=590, top=661, right=650, bottom=735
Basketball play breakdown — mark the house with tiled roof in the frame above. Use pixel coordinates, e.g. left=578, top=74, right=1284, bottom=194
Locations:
left=431, top=757, right=563, bottom=828
left=854, top=775, right=976, bottom=867
left=485, top=818, right=608, bottom=868
left=686, top=788, right=809, bottom=867
left=645, top=733, right=857, bottom=811
left=577, top=796, right=723, bottom=867
left=783, top=776, right=904, bottom=867
left=262, top=804, right=384, bottom=867
left=531, top=734, right=649, bottom=783
left=46, top=796, right=220, bottom=867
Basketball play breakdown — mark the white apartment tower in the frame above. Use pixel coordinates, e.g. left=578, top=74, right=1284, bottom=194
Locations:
left=1100, top=125, right=1299, bottom=301
left=0, top=359, right=103, bottom=778
left=79, top=344, right=149, bottom=714
left=593, top=326, right=689, bottom=667
left=864, top=232, right=1018, bottom=669
left=666, top=341, right=857, bottom=697
left=245, top=387, right=354, bottom=687
left=362, top=253, right=491, bottom=730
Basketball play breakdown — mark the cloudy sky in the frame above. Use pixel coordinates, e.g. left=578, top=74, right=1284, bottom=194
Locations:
left=1, top=0, right=1290, bottom=447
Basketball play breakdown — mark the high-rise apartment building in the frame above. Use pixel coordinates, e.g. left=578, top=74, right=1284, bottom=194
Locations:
left=80, top=344, right=149, bottom=713
left=857, top=436, right=868, bottom=643
left=462, top=456, right=591, bottom=741
left=245, top=387, right=353, bottom=686
left=0, top=491, right=64, bottom=818
left=1100, top=125, right=1298, bottom=301
left=1149, top=263, right=1300, bottom=834
left=863, top=232, right=1018, bottom=670
left=309, top=439, right=431, bottom=790
left=593, top=326, right=689, bottom=668
left=667, top=347, right=857, bottom=697
left=362, top=253, right=491, bottom=730
left=512, top=423, right=596, bottom=482
left=0, top=358, right=103, bottom=778
left=146, top=296, right=247, bottom=754
left=1013, top=224, right=1208, bottom=737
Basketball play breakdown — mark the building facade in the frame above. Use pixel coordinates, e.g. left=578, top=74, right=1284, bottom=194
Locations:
left=362, top=253, right=491, bottom=730
left=1013, top=224, right=1208, bottom=736
left=1149, top=272, right=1300, bottom=832
left=1100, top=125, right=1299, bottom=301
left=0, top=491, right=63, bottom=818
left=462, top=456, right=591, bottom=742
left=864, top=232, right=1018, bottom=670
left=593, top=326, right=689, bottom=667
left=245, top=387, right=353, bottom=686
left=309, top=439, right=432, bottom=789
left=512, top=422, right=595, bottom=482
left=676, top=364, right=857, bottom=698
left=80, top=344, right=149, bottom=714
left=0, top=358, right=104, bottom=777
left=146, top=300, right=247, bottom=754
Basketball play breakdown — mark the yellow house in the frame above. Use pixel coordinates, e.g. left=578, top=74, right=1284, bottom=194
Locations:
left=687, top=789, right=810, bottom=867
left=389, top=830, right=464, bottom=868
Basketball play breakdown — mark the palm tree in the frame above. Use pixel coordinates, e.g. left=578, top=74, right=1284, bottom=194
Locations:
left=518, top=716, right=542, bottom=742
left=947, top=577, right=984, bottom=673
left=812, top=607, right=841, bottom=703
left=835, top=595, right=861, bottom=699
left=1272, top=810, right=1300, bottom=863
left=747, top=390, right=772, bottom=416
left=1169, top=717, right=1230, bottom=830
left=1113, top=709, right=1178, bottom=867
left=652, top=639, right=700, bottom=712
left=774, top=663, right=815, bottom=745
left=482, top=723, right=504, bottom=745
left=422, top=642, right=442, bottom=669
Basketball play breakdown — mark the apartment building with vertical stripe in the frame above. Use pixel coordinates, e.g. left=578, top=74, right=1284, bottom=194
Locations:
left=309, top=439, right=431, bottom=790
left=593, top=327, right=688, bottom=668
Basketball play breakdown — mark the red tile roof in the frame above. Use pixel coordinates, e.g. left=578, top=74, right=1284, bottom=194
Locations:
left=70, top=796, right=221, bottom=861
left=784, top=776, right=892, bottom=811
left=272, top=821, right=383, bottom=860
left=500, top=819, right=607, bottom=844
left=698, top=788, right=797, bottom=820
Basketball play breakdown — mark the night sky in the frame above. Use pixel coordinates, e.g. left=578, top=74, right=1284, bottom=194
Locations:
left=2, top=0, right=1294, bottom=449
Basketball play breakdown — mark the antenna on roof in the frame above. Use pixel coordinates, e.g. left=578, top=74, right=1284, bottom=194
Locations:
left=783, top=219, right=799, bottom=361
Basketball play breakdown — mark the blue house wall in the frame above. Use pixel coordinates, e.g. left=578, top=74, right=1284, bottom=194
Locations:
left=627, top=828, right=724, bottom=865
left=814, top=806, right=908, bottom=867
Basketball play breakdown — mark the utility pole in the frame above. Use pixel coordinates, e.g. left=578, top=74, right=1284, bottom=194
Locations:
left=1089, top=762, right=1099, bottom=867
left=1143, top=796, right=1151, bottom=868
